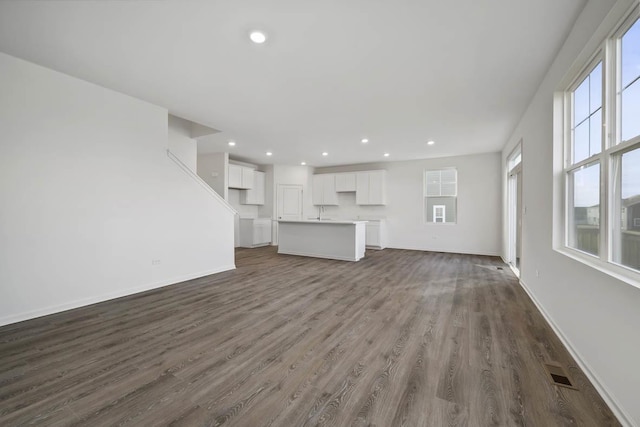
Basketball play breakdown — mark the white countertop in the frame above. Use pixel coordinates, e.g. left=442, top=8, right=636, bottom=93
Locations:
left=278, top=220, right=368, bottom=225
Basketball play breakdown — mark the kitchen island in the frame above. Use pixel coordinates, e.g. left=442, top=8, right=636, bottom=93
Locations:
left=277, top=220, right=367, bottom=261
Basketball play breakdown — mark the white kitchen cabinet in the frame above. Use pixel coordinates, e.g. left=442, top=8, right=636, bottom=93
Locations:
left=239, top=218, right=271, bottom=248
left=240, top=171, right=265, bottom=205
left=228, top=164, right=242, bottom=188
left=356, top=170, right=386, bottom=205
left=228, top=164, right=254, bottom=189
left=335, top=173, right=357, bottom=192
left=365, top=220, right=387, bottom=249
left=312, top=174, right=338, bottom=205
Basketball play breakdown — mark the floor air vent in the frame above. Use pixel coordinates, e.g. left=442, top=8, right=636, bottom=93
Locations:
left=544, top=363, right=576, bottom=389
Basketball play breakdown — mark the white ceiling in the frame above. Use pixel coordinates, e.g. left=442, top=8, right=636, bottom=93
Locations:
left=0, top=0, right=586, bottom=167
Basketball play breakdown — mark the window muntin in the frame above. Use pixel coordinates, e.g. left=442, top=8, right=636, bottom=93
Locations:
left=572, top=62, right=602, bottom=164
left=562, top=9, right=640, bottom=280
left=424, top=169, right=457, bottom=223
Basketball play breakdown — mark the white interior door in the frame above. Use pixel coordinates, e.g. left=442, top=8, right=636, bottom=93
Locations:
left=275, top=184, right=303, bottom=245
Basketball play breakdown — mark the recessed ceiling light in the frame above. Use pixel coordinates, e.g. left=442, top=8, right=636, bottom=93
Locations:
left=383, top=153, right=390, bottom=157
left=427, top=140, right=435, bottom=145
left=228, top=141, right=236, bottom=146
left=322, top=152, right=328, bottom=156
left=361, top=138, right=369, bottom=144
left=301, top=161, right=306, bottom=166
left=249, top=31, right=267, bottom=44
left=266, top=151, right=273, bottom=156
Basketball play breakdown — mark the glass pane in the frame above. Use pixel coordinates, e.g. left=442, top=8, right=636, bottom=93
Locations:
left=590, top=62, right=602, bottom=113
left=426, top=197, right=457, bottom=223
left=621, top=80, right=640, bottom=142
left=574, top=77, right=589, bottom=124
left=589, top=109, right=602, bottom=156
left=574, top=120, right=589, bottom=163
left=568, top=163, right=600, bottom=256
left=441, top=169, right=456, bottom=182
left=621, top=18, right=640, bottom=89
left=617, top=147, right=640, bottom=271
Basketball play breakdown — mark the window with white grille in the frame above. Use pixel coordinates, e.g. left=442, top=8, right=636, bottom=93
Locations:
left=559, top=7, right=640, bottom=280
left=424, top=168, right=457, bottom=223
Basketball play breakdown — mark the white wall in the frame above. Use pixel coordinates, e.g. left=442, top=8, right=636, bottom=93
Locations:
left=197, top=152, right=228, bottom=200
left=0, top=52, right=235, bottom=326
left=501, top=0, right=639, bottom=424
left=167, top=115, right=197, bottom=172
left=317, top=152, right=502, bottom=256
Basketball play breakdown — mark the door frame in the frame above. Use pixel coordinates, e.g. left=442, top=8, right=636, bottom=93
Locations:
left=507, top=143, right=523, bottom=277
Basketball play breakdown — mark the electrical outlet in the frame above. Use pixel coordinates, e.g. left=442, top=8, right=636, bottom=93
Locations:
left=536, top=269, right=540, bottom=277
left=152, top=259, right=161, bottom=265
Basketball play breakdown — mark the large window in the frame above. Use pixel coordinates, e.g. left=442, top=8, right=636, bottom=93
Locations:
left=564, top=10, right=640, bottom=276
left=424, top=168, right=457, bottom=223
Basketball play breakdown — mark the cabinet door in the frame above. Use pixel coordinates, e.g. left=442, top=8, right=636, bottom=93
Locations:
left=322, top=174, right=338, bottom=205
left=312, top=175, right=324, bottom=205
left=253, top=171, right=265, bottom=204
left=241, top=171, right=265, bottom=205
left=356, top=172, right=370, bottom=205
left=335, top=173, right=356, bottom=192
left=365, top=224, right=380, bottom=247
left=228, top=164, right=243, bottom=188
left=368, top=170, right=386, bottom=205
left=260, top=222, right=272, bottom=244
left=241, top=168, right=254, bottom=189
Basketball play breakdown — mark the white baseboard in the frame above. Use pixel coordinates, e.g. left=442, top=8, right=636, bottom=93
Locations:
left=0, top=264, right=236, bottom=328
left=519, top=279, right=634, bottom=427
left=385, top=245, right=501, bottom=257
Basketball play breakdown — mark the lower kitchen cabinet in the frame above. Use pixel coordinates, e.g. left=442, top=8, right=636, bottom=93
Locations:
left=239, top=218, right=272, bottom=248
left=365, top=220, right=387, bottom=249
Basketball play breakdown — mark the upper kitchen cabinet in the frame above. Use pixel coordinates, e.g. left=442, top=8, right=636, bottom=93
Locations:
left=335, top=173, right=357, bottom=192
left=312, top=174, right=338, bottom=205
left=240, top=171, right=265, bottom=205
left=356, top=170, right=387, bottom=205
left=228, top=164, right=254, bottom=189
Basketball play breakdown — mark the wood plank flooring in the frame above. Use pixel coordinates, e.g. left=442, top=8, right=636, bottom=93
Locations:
left=0, top=247, right=620, bottom=426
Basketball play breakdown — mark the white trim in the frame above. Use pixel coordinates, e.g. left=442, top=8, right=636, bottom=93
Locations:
left=385, top=245, right=501, bottom=257
left=559, top=4, right=640, bottom=284
left=555, top=246, right=640, bottom=289
left=166, top=149, right=237, bottom=215
left=0, top=265, right=236, bottom=327
left=518, top=279, right=634, bottom=427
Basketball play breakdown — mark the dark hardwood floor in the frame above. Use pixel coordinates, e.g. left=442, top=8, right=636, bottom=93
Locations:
left=0, top=247, right=619, bottom=426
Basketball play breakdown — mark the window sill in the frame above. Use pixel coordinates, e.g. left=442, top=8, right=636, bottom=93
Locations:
left=554, top=246, right=640, bottom=290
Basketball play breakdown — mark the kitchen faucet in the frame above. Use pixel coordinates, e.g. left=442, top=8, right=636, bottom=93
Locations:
left=317, top=205, right=324, bottom=220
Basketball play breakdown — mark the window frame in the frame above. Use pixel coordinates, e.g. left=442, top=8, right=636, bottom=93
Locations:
left=560, top=5, right=640, bottom=287
left=424, top=167, right=458, bottom=225
left=565, top=55, right=606, bottom=258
